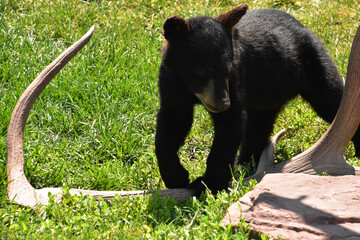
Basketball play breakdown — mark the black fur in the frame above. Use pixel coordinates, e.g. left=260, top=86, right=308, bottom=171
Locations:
left=155, top=7, right=360, bottom=195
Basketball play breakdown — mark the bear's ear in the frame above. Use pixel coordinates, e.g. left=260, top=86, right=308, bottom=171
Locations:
left=163, top=16, right=190, bottom=42
left=216, top=4, right=248, bottom=33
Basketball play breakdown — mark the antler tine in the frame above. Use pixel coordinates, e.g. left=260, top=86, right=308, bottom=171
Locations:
left=243, top=129, right=285, bottom=183
left=7, top=26, right=95, bottom=208
left=246, top=25, right=360, bottom=183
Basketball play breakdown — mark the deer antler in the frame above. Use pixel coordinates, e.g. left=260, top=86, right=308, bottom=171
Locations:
left=6, top=26, right=195, bottom=208
left=246, top=26, right=360, bottom=183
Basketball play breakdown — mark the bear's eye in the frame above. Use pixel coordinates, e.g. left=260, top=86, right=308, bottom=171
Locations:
left=198, top=65, right=211, bottom=75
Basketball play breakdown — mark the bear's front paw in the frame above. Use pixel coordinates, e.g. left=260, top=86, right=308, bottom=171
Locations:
left=186, top=177, right=207, bottom=197
left=187, top=176, right=230, bottom=197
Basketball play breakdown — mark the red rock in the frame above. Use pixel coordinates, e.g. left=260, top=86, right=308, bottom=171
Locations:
left=223, top=173, right=360, bottom=239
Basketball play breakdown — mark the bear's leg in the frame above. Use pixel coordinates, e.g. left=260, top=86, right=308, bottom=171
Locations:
left=188, top=106, right=245, bottom=194
left=300, top=63, right=360, bottom=157
left=238, top=108, right=280, bottom=167
left=301, top=81, right=360, bottom=157
left=155, top=106, right=194, bottom=188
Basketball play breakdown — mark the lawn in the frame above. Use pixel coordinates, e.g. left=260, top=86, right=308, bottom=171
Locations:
left=1, top=0, right=359, bottom=239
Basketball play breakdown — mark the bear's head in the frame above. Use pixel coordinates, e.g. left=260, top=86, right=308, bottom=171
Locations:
left=161, top=5, right=248, bottom=113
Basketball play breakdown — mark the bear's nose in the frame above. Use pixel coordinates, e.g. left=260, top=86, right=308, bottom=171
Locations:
left=215, top=99, right=231, bottom=112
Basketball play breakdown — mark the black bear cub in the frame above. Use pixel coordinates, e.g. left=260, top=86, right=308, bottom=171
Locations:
left=155, top=4, right=360, bottom=195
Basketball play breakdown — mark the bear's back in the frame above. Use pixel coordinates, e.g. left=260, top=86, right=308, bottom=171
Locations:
left=233, top=9, right=330, bottom=110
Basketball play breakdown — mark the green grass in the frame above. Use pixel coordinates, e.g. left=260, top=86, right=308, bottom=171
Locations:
left=1, top=0, right=360, bottom=239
